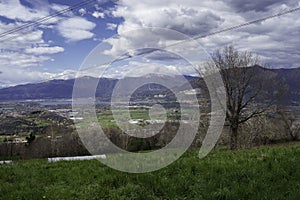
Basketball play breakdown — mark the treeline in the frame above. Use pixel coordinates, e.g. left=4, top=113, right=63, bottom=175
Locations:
left=1, top=113, right=299, bottom=159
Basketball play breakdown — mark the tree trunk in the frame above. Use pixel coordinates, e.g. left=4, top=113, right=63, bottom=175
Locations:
left=290, top=131, right=297, bottom=141
left=230, top=126, right=238, bottom=150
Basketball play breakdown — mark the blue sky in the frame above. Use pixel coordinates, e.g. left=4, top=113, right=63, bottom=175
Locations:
left=1, top=0, right=121, bottom=72
left=0, top=0, right=124, bottom=87
left=0, top=0, right=299, bottom=87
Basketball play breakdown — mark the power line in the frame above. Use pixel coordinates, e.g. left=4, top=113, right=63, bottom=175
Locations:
left=146, top=7, right=300, bottom=53
left=0, top=0, right=114, bottom=88
left=196, top=6, right=300, bottom=39
left=0, top=17, right=69, bottom=43
left=0, top=2, right=107, bottom=43
left=0, top=0, right=98, bottom=40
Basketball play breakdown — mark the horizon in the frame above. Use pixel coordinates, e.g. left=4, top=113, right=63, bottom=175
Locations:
left=1, top=64, right=300, bottom=89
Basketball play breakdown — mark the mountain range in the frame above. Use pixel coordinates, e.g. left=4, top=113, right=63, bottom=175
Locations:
left=0, top=74, right=199, bottom=101
left=0, top=67, right=300, bottom=105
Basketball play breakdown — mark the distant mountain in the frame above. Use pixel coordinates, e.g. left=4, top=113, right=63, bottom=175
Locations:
left=0, top=77, right=117, bottom=101
left=0, top=75, right=198, bottom=101
left=0, top=67, right=300, bottom=104
left=272, top=68, right=300, bottom=104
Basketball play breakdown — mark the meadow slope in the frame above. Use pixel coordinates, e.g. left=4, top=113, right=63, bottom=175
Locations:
left=0, top=145, right=300, bottom=199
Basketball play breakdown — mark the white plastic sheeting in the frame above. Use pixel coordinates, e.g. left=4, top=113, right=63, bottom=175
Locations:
left=0, top=160, right=13, bottom=164
left=48, top=155, right=106, bottom=162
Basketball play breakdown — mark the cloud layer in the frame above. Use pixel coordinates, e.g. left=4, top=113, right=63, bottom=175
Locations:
left=104, top=0, right=300, bottom=69
left=57, top=17, right=96, bottom=41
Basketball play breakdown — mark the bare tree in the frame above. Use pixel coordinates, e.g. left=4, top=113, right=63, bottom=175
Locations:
left=204, top=46, right=285, bottom=149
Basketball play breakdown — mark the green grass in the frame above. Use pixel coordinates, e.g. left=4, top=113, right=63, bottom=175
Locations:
left=77, top=109, right=181, bottom=128
left=36, top=121, right=50, bottom=127
left=129, top=109, right=151, bottom=120
left=96, top=109, right=181, bottom=127
left=1, top=145, right=299, bottom=199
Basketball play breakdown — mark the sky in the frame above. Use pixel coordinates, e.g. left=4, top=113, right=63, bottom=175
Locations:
left=0, top=0, right=299, bottom=87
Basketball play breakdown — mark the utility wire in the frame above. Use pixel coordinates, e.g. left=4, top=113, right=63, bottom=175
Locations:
left=0, top=2, right=108, bottom=43
left=0, top=0, right=98, bottom=39
left=0, top=17, right=69, bottom=43
left=146, top=7, right=300, bottom=53
left=197, top=7, right=300, bottom=39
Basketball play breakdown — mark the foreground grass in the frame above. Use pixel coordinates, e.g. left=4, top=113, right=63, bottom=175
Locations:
left=0, top=145, right=300, bottom=200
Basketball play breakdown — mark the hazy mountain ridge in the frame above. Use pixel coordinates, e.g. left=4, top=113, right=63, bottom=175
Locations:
left=0, top=67, right=300, bottom=104
left=0, top=75, right=196, bottom=101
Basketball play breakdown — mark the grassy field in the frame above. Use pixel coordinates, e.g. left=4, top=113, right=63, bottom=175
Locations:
left=0, top=145, right=300, bottom=199
left=76, top=109, right=179, bottom=128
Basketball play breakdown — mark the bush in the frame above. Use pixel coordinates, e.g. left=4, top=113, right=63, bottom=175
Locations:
left=26, top=133, right=36, bottom=144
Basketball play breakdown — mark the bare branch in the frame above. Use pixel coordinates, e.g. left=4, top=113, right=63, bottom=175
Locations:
left=200, top=45, right=285, bottom=150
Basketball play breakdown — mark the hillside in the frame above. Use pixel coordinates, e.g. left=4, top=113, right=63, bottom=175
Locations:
left=0, top=77, right=117, bottom=101
left=0, top=145, right=299, bottom=199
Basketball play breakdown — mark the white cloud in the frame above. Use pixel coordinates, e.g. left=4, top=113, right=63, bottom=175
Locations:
left=57, top=17, right=96, bottom=41
left=92, top=11, right=105, bottom=18
left=0, top=23, right=44, bottom=49
left=0, top=21, right=58, bottom=69
left=48, top=69, right=77, bottom=80
left=0, top=66, right=77, bottom=88
left=122, top=61, right=197, bottom=77
left=103, top=0, right=300, bottom=68
left=0, top=65, right=49, bottom=87
left=0, top=1, right=100, bottom=87
left=104, top=60, right=199, bottom=79
left=77, top=59, right=198, bottom=80
left=0, top=0, right=49, bottom=22
left=112, top=0, right=230, bottom=34
left=78, top=8, right=87, bottom=16
left=0, top=1, right=96, bottom=43
left=200, top=2, right=300, bottom=68
left=25, top=46, right=65, bottom=55
left=106, top=23, right=117, bottom=30
left=103, top=0, right=229, bottom=57
left=0, top=51, right=51, bottom=68
left=0, top=1, right=69, bottom=25
left=50, top=3, right=70, bottom=12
